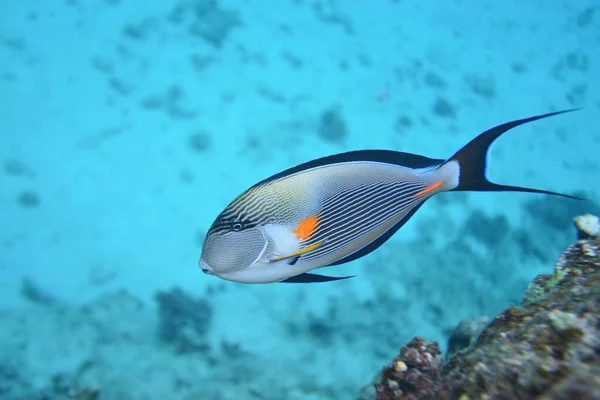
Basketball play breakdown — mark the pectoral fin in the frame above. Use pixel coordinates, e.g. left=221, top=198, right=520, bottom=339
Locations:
left=281, top=273, right=356, bottom=283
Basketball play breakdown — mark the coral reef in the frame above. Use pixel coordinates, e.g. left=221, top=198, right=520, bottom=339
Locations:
left=318, top=106, right=348, bottom=143
left=368, top=213, right=600, bottom=399
left=169, top=0, right=241, bottom=48
left=155, top=287, right=213, bottom=354
left=0, top=364, right=101, bottom=400
left=445, top=317, right=490, bottom=360
left=376, top=337, right=445, bottom=400
left=40, top=373, right=100, bottom=400
left=574, top=213, right=600, bottom=240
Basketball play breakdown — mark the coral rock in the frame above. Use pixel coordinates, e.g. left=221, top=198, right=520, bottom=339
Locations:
left=369, top=214, right=600, bottom=399
left=375, top=337, right=445, bottom=400
left=446, top=317, right=490, bottom=359
left=573, top=213, right=600, bottom=240
left=155, top=287, right=213, bottom=353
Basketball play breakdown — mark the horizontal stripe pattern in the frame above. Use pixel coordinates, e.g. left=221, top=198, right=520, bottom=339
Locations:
left=210, top=182, right=297, bottom=234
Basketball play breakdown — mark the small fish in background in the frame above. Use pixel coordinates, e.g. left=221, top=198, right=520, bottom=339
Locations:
left=376, top=82, right=390, bottom=102
left=199, top=110, right=581, bottom=284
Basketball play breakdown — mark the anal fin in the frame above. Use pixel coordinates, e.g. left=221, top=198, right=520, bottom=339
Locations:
left=281, top=273, right=355, bottom=283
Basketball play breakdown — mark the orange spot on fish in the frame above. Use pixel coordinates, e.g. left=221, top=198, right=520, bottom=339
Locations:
left=293, top=215, right=319, bottom=241
left=411, top=181, right=443, bottom=198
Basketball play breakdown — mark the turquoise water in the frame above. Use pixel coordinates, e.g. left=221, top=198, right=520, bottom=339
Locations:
left=1, top=1, right=599, bottom=399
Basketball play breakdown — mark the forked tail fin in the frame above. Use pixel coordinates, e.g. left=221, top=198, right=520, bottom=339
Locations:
left=443, top=109, right=582, bottom=200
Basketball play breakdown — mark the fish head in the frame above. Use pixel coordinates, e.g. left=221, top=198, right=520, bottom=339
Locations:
left=199, top=181, right=318, bottom=283
left=199, top=214, right=269, bottom=277
left=200, top=211, right=314, bottom=283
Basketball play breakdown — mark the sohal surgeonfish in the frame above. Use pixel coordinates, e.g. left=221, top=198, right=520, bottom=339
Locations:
left=199, top=110, right=580, bottom=284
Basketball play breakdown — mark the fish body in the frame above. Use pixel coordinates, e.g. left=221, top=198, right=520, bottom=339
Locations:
left=199, top=110, right=579, bottom=284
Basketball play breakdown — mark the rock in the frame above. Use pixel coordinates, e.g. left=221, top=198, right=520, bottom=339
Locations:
left=318, top=106, right=348, bottom=143
left=366, top=213, right=600, bottom=399
left=375, top=337, right=445, bottom=400
left=41, top=373, right=101, bottom=400
left=446, top=317, right=490, bottom=359
left=155, top=287, right=213, bottom=354
left=170, top=0, right=241, bottom=48
left=432, top=97, right=455, bottom=118
left=573, top=213, right=600, bottom=240
left=20, top=276, right=58, bottom=305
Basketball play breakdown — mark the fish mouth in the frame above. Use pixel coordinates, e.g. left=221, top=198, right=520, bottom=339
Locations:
left=200, top=227, right=269, bottom=275
left=198, top=258, right=214, bottom=274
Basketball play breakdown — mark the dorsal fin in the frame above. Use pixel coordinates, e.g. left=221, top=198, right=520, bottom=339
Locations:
left=257, top=149, right=444, bottom=186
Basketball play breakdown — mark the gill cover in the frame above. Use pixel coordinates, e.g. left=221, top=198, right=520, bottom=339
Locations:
left=201, top=228, right=266, bottom=273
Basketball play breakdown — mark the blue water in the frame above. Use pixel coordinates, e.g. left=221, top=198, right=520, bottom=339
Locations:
left=1, top=1, right=599, bottom=399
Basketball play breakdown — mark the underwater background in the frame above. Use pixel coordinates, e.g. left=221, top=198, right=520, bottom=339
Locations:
left=1, top=1, right=599, bottom=399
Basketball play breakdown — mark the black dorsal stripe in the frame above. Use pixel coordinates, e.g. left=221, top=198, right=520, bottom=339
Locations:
left=254, top=150, right=444, bottom=187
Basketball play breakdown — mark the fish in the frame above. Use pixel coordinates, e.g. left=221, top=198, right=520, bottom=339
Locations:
left=199, top=109, right=581, bottom=284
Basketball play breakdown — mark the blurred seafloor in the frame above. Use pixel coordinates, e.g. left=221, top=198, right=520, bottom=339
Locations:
left=1, top=1, right=599, bottom=399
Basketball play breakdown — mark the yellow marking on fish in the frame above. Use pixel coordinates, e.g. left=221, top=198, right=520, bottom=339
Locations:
left=272, top=242, right=323, bottom=261
left=411, top=181, right=443, bottom=198
left=292, top=215, right=319, bottom=241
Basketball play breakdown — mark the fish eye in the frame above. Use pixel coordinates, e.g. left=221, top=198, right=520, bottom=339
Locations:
left=231, top=218, right=244, bottom=232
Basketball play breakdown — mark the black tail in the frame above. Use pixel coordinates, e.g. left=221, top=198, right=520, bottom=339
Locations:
left=444, top=109, right=582, bottom=200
